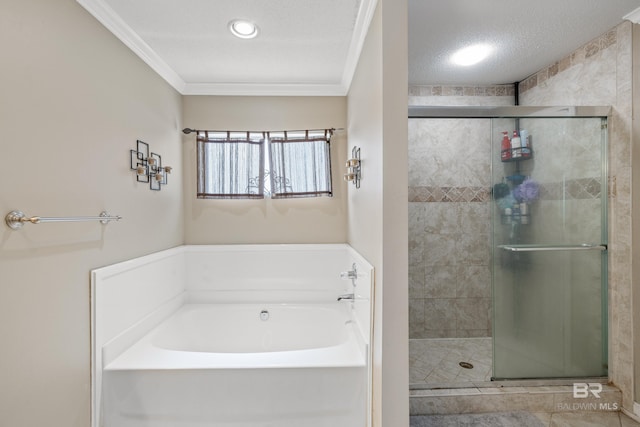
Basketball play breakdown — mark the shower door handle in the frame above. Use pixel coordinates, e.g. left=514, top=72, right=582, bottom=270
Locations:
left=498, top=243, right=607, bottom=252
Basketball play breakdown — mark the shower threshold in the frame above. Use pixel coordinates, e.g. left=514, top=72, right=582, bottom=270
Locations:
left=410, top=377, right=609, bottom=390
left=410, top=381, right=622, bottom=416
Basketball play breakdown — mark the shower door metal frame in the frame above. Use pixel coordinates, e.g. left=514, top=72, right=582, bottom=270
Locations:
left=408, top=105, right=611, bottom=381
left=408, top=105, right=611, bottom=119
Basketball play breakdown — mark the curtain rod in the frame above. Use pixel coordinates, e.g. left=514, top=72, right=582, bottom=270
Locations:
left=182, top=127, right=345, bottom=135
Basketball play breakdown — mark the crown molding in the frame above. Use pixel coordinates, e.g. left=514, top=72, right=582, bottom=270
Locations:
left=341, top=0, right=379, bottom=93
left=624, top=6, right=640, bottom=23
left=77, top=0, right=373, bottom=96
left=77, top=0, right=187, bottom=93
left=182, top=82, right=348, bottom=97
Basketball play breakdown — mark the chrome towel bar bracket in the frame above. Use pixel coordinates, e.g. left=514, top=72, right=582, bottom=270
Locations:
left=5, top=210, right=122, bottom=230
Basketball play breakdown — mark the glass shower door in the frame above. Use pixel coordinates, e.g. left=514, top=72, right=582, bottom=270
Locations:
left=491, top=115, right=608, bottom=379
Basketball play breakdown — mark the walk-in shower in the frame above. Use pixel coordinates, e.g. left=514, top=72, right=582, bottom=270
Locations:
left=408, top=106, right=609, bottom=388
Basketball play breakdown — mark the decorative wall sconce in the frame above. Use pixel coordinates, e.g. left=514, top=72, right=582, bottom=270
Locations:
left=130, top=140, right=172, bottom=191
left=344, top=146, right=361, bottom=189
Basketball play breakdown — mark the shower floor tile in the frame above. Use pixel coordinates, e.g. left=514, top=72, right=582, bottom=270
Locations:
left=410, top=337, right=492, bottom=386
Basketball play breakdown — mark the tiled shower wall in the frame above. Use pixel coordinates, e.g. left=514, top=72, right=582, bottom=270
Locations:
left=408, top=87, right=514, bottom=339
left=518, top=21, right=634, bottom=411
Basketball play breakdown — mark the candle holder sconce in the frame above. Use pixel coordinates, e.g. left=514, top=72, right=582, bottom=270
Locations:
left=130, top=140, right=172, bottom=191
left=344, top=146, right=361, bottom=189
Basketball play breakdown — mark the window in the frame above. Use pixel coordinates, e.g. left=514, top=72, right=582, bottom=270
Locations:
left=197, top=129, right=333, bottom=199
left=197, top=131, right=266, bottom=199
left=269, top=130, right=332, bottom=199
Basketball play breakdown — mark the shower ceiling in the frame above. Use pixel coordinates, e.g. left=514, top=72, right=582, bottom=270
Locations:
left=77, top=0, right=640, bottom=95
left=409, top=0, right=640, bottom=86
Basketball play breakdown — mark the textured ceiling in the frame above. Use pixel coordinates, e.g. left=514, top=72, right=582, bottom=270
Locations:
left=78, top=0, right=640, bottom=94
left=408, top=0, right=640, bottom=86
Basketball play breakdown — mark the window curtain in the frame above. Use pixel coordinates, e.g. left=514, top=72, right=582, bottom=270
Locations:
left=197, top=131, right=265, bottom=199
left=268, top=129, right=333, bottom=199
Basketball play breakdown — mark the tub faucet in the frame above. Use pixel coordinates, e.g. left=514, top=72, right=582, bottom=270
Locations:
left=340, top=264, right=358, bottom=280
left=337, top=293, right=355, bottom=301
left=340, top=263, right=358, bottom=287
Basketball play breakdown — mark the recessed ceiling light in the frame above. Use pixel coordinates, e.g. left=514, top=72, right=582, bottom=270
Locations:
left=451, top=44, right=493, bottom=66
left=229, top=19, right=259, bottom=39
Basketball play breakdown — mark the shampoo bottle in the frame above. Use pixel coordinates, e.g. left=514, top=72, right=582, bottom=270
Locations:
left=501, top=131, right=511, bottom=161
left=511, top=130, right=521, bottom=158
left=520, top=129, right=530, bottom=156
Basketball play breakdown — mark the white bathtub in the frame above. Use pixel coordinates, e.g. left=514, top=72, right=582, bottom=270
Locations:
left=92, top=244, right=373, bottom=427
left=103, top=302, right=366, bottom=426
left=106, top=303, right=365, bottom=369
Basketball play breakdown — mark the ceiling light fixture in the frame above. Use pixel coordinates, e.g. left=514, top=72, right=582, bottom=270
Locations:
left=229, top=19, right=259, bottom=39
left=451, top=44, right=493, bottom=66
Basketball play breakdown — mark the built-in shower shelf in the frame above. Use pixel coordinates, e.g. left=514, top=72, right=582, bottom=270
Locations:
left=500, top=147, right=533, bottom=162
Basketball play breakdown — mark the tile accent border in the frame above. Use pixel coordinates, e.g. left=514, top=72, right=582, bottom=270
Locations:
left=409, top=186, right=490, bottom=203
left=520, top=29, right=617, bottom=94
left=409, top=85, right=515, bottom=97
left=409, top=178, right=604, bottom=203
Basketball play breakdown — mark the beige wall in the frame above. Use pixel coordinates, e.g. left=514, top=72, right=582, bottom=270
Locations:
left=347, top=0, right=409, bottom=425
left=182, top=96, right=348, bottom=244
left=347, top=8, right=384, bottom=425
left=380, top=0, right=409, bottom=421
left=0, top=1, right=183, bottom=426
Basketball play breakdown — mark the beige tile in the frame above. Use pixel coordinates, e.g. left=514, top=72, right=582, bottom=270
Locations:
left=533, top=412, right=552, bottom=426
left=620, top=412, right=640, bottom=427
left=550, top=411, right=621, bottom=427
left=409, top=268, right=426, bottom=299
left=409, top=321, right=425, bottom=339
left=456, top=265, right=491, bottom=298
left=425, top=265, right=457, bottom=298
left=410, top=338, right=492, bottom=385
left=457, top=329, right=490, bottom=338
left=457, top=202, right=490, bottom=234
left=424, top=368, right=458, bottom=384
left=423, top=233, right=457, bottom=266
left=455, top=232, right=490, bottom=265
left=479, top=387, right=529, bottom=395
left=408, top=237, right=424, bottom=269
left=424, top=299, right=456, bottom=331
left=424, top=203, right=459, bottom=234
left=422, top=329, right=457, bottom=338
left=455, top=298, right=491, bottom=331
left=409, top=298, right=425, bottom=326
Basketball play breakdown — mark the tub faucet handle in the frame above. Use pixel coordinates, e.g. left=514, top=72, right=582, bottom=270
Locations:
left=340, top=263, right=358, bottom=281
left=340, top=271, right=357, bottom=280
